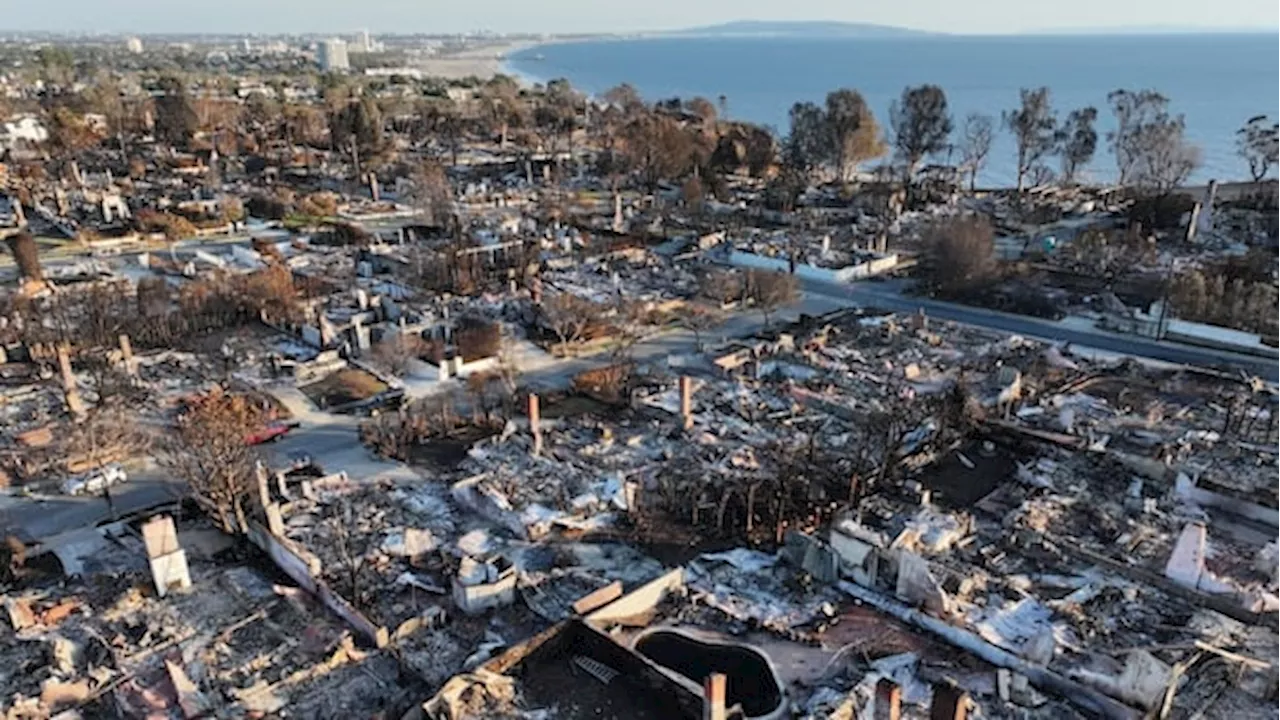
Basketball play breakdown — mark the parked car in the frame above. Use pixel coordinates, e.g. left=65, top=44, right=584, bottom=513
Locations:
left=245, top=420, right=300, bottom=445
left=61, top=463, right=128, bottom=496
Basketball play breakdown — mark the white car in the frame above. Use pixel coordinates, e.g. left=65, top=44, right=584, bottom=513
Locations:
left=61, top=464, right=128, bottom=496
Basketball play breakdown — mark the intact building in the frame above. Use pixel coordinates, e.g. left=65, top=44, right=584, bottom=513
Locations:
left=352, top=29, right=384, bottom=53
left=317, top=39, right=350, bottom=71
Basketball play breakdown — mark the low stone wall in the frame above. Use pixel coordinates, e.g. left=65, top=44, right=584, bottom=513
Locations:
left=725, top=250, right=900, bottom=284
left=246, top=522, right=389, bottom=647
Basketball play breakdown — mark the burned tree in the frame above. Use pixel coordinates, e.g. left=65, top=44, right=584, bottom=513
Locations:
left=331, top=96, right=386, bottom=174
left=406, top=160, right=455, bottom=226
left=368, top=333, right=429, bottom=377
left=679, top=305, right=721, bottom=350
left=958, top=113, right=994, bottom=191
left=1004, top=87, right=1057, bottom=192
left=701, top=269, right=745, bottom=306
left=540, top=292, right=597, bottom=355
left=154, top=75, right=199, bottom=149
left=80, top=351, right=149, bottom=409
left=919, top=215, right=998, bottom=295
left=606, top=298, right=649, bottom=364
left=455, top=319, right=502, bottom=362
left=360, top=391, right=484, bottom=460
left=239, top=264, right=304, bottom=325
left=326, top=500, right=377, bottom=611
left=1107, top=89, right=1201, bottom=193
left=6, top=232, right=42, bottom=283
left=746, top=269, right=799, bottom=329
left=158, top=387, right=267, bottom=534
left=65, top=408, right=151, bottom=482
left=1107, top=89, right=1167, bottom=186
left=650, top=440, right=842, bottom=544
left=466, top=370, right=514, bottom=424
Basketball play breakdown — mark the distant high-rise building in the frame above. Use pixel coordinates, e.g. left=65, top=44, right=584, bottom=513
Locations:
left=125, top=37, right=143, bottom=54
left=317, top=38, right=350, bottom=71
left=350, top=30, right=382, bottom=54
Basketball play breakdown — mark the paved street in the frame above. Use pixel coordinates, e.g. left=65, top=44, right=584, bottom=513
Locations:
left=1, top=468, right=182, bottom=544
left=259, top=293, right=850, bottom=487
left=800, top=278, right=1279, bottom=382
left=6, top=271, right=1273, bottom=544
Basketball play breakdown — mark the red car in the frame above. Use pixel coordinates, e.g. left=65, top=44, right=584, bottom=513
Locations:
left=244, top=420, right=300, bottom=445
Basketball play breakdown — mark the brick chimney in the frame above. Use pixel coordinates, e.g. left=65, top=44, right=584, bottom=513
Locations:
left=57, top=344, right=86, bottom=419
left=528, top=393, right=543, bottom=457
left=703, top=672, right=726, bottom=720
left=679, top=376, right=694, bottom=430
left=929, top=681, right=968, bottom=720
left=875, top=678, right=902, bottom=720
left=118, top=334, right=136, bottom=377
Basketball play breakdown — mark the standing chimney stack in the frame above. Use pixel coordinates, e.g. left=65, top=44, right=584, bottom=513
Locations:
left=118, top=334, right=136, bottom=377
left=929, top=681, right=969, bottom=720
left=702, top=672, right=726, bottom=720
left=57, top=344, right=86, bottom=419
left=874, top=679, right=902, bottom=720
left=528, top=393, right=543, bottom=456
left=679, top=376, right=694, bottom=430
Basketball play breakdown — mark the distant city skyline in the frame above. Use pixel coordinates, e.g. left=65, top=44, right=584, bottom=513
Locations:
left=3, top=0, right=1277, bottom=36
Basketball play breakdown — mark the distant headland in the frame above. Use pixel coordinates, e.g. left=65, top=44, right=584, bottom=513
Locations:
left=659, top=20, right=939, bottom=39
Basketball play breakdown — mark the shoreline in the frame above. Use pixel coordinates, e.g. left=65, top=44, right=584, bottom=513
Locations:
left=411, top=39, right=543, bottom=82
left=498, top=35, right=608, bottom=87
left=409, top=35, right=609, bottom=84
left=441, top=36, right=1272, bottom=189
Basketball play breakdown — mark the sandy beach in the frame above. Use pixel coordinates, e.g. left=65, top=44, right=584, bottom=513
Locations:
left=413, top=40, right=540, bottom=81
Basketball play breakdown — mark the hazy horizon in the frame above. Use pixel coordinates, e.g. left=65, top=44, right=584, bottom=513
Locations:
left=3, top=0, right=1277, bottom=37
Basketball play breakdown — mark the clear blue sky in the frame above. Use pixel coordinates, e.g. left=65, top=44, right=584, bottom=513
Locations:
left=5, top=0, right=1278, bottom=35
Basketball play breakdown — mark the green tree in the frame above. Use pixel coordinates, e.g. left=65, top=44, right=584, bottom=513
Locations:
left=825, top=88, right=887, bottom=181
left=890, top=84, right=953, bottom=179
left=1056, top=107, right=1099, bottom=185
left=785, top=101, right=828, bottom=177
left=1236, top=115, right=1278, bottom=182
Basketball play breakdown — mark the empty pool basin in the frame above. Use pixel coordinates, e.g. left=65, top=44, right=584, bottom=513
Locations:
left=633, top=627, right=785, bottom=720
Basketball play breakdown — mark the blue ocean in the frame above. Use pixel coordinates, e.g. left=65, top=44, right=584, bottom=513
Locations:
left=508, top=34, right=1279, bottom=186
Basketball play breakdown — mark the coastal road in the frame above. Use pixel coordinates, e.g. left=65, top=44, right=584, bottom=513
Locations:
left=799, top=278, right=1279, bottom=383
